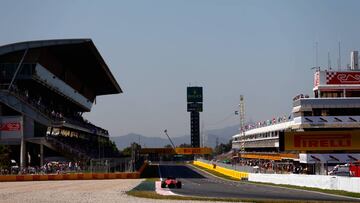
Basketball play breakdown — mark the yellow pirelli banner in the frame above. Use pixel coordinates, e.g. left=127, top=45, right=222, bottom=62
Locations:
left=140, top=147, right=212, bottom=154
left=140, top=148, right=175, bottom=154
left=193, top=161, right=248, bottom=180
left=175, top=147, right=212, bottom=155
left=285, top=131, right=360, bottom=151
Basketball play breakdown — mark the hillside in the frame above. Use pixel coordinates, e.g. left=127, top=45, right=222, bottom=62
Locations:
left=111, top=125, right=239, bottom=150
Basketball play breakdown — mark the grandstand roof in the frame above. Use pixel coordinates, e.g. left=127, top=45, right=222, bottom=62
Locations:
left=0, top=39, right=122, bottom=95
left=232, top=121, right=294, bottom=138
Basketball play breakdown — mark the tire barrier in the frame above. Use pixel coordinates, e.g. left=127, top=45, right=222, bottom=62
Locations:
left=0, top=162, right=149, bottom=182
left=193, top=160, right=249, bottom=180
left=0, top=172, right=140, bottom=182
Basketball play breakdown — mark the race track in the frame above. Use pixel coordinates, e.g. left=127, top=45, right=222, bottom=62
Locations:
left=158, top=164, right=359, bottom=202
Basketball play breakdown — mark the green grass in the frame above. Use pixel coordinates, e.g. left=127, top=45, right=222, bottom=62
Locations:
left=127, top=190, right=320, bottom=202
left=144, top=177, right=160, bottom=182
left=191, top=163, right=360, bottom=199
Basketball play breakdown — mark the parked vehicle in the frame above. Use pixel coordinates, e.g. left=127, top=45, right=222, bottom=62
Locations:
left=328, top=164, right=350, bottom=176
left=350, top=162, right=360, bottom=177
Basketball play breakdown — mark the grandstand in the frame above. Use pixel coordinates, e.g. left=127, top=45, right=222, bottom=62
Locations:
left=0, top=39, right=122, bottom=170
left=232, top=51, right=360, bottom=175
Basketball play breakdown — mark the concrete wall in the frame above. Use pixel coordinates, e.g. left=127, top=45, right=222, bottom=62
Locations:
left=195, top=160, right=360, bottom=193
left=336, top=176, right=360, bottom=193
left=197, top=158, right=256, bottom=173
left=193, top=161, right=248, bottom=180
left=248, top=173, right=360, bottom=193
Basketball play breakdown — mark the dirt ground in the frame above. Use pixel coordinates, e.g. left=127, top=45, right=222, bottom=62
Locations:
left=0, top=179, right=227, bottom=203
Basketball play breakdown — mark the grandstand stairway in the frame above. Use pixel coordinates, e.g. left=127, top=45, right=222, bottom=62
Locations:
left=0, top=90, right=58, bottom=126
left=0, top=90, right=114, bottom=162
left=0, top=90, right=107, bottom=137
left=26, top=136, right=91, bottom=161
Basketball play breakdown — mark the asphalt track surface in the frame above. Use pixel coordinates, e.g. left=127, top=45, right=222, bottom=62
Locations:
left=158, top=164, right=359, bottom=202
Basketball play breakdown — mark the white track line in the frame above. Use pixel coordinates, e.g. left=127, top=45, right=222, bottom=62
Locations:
left=155, top=164, right=183, bottom=196
left=155, top=181, right=178, bottom=196
left=158, top=164, right=163, bottom=181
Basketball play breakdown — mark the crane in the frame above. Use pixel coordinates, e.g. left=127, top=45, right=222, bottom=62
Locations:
left=164, top=129, right=176, bottom=149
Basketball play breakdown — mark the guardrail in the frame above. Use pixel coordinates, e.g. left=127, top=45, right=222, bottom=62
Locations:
left=248, top=173, right=360, bottom=193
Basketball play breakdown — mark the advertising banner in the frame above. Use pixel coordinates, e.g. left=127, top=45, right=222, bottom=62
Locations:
left=326, top=71, right=360, bottom=84
left=0, top=122, right=21, bottom=131
left=175, top=147, right=212, bottom=155
left=187, top=102, right=203, bottom=112
left=139, top=147, right=212, bottom=155
left=139, top=148, right=175, bottom=154
left=187, top=87, right=203, bottom=103
left=314, top=71, right=320, bottom=87
left=285, top=131, right=360, bottom=151
left=0, top=116, right=23, bottom=140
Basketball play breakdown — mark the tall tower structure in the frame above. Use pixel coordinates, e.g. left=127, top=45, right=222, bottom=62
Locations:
left=187, top=86, right=203, bottom=148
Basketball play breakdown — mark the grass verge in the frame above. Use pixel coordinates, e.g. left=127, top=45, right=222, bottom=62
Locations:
left=191, top=163, right=360, bottom=199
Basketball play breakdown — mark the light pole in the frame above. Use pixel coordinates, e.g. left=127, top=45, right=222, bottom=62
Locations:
left=239, top=95, right=245, bottom=157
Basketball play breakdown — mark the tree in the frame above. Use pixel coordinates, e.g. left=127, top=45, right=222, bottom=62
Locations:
left=107, top=140, right=119, bottom=153
left=121, top=142, right=141, bottom=157
left=0, top=145, right=10, bottom=168
left=104, top=140, right=121, bottom=157
left=163, top=144, right=173, bottom=148
left=178, top=143, right=191, bottom=148
left=214, top=139, right=232, bottom=155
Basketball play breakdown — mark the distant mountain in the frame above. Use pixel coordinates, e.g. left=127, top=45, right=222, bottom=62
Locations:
left=205, top=125, right=239, bottom=147
left=110, top=133, right=183, bottom=150
left=111, top=125, right=239, bottom=150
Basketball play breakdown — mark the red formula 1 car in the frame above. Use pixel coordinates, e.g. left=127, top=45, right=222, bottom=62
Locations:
left=161, top=176, right=182, bottom=188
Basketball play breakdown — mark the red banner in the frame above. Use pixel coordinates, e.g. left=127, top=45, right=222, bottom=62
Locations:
left=314, top=71, right=320, bottom=87
left=294, top=134, right=351, bottom=148
left=326, top=71, right=360, bottom=84
left=285, top=131, right=360, bottom=151
left=0, top=122, right=21, bottom=131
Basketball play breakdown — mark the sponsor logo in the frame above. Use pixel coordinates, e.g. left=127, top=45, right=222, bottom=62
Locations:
left=175, top=148, right=212, bottom=154
left=326, top=72, right=360, bottom=84
left=294, top=134, right=351, bottom=148
left=337, top=73, right=360, bottom=83
left=0, top=122, right=21, bottom=131
left=314, top=72, right=320, bottom=87
left=140, top=148, right=175, bottom=154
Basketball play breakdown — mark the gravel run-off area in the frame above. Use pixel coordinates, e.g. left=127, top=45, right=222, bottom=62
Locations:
left=0, top=179, right=230, bottom=203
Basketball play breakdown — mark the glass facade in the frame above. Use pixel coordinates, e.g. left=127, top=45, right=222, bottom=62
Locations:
left=0, top=63, right=35, bottom=87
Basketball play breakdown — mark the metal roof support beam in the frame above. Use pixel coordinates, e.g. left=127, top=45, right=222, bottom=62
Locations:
left=8, top=48, right=28, bottom=91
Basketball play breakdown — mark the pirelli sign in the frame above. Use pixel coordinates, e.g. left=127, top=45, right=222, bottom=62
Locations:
left=140, top=148, right=175, bottom=154
left=140, top=147, right=212, bottom=155
left=175, top=147, right=212, bottom=155
left=284, top=131, right=360, bottom=151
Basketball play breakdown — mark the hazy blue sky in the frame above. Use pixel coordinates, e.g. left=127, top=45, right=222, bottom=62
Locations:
left=1, top=0, right=360, bottom=138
